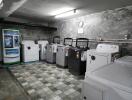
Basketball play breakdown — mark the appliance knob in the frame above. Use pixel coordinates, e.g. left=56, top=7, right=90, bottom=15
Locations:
left=91, top=55, right=96, bottom=60
left=84, top=96, right=87, bottom=100
left=27, top=46, right=31, bottom=50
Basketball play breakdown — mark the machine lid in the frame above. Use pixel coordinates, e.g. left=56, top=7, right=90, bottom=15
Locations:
left=64, top=38, right=73, bottom=46
left=38, top=40, right=48, bottom=45
left=115, top=56, right=132, bottom=65
left=96, top=44, right=119, bottom=53
left=53, top=36, right=60, bottom=44
left=21, top=40, right=35, bottom=44
left=87, top=49, right=111, bottom=56
left=76, top=38, right=89, bottom=49
left=91, top=62, right=132, bottom=92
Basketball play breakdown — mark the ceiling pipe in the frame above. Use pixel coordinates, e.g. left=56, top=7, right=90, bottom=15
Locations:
left=6, top=0, right=28, bottom=16
left=0, top=0, right=28, bottom=17
left=0, top=0, right=3, bottom=9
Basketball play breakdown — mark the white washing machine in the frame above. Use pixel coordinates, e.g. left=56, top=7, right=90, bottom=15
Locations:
left=45, top=43, right=58, bottom=63
left=21, top=40, right=39, bottom=63
left=45, top=36, right=60, bottom=63
left=38, top=40, right=48, bottom=60
left=82, top=56, right=132, bottom=100
left=56, top=38, right=73, bottom=67
left=86, top=44, right=119, bottom=75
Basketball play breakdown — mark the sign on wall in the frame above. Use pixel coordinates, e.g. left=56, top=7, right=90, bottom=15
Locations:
left=78, top=21, right=84, bottom=34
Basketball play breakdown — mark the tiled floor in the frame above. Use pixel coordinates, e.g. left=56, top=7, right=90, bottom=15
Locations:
left=0, top=68, right=29, bottom=100
left=9, top=62, right=83, bottom=100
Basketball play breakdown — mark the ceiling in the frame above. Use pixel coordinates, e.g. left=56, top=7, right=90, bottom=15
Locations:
left=0, top=0, right=132, bottom=23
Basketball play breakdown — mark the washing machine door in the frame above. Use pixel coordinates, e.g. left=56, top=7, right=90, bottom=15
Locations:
left=86, top=51, right=109, bottom=74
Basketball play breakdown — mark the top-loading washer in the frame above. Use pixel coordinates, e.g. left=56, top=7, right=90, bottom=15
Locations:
left=115, top=56, right=132, bottom=65
left=86, top=44, right=119, bottom=75
left=82, top=57, right=132, bottom=100
left=21, top=40, right=39, bottom=63
left=56, top=38, right=73, bottom=68
left=38, top=40, right=48, bottom=61
left=68, top=38, right=89, bottom=75
left=45, top=36, right=60, bottom=63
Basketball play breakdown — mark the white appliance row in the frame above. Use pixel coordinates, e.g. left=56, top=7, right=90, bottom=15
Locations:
left=21, top=40, right=132, bottom=100
left=21, top=40, right=48, bottom=63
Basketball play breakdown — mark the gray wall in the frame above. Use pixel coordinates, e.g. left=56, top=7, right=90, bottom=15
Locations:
left=20, top=28, right=49, bottom=40
left=50, top=5, right=132, bottom=55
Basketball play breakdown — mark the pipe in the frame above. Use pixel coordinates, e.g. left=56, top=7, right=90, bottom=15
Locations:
left=0, top=0, right=28, bottom=17
left=6, top=0, right=27, bottom=16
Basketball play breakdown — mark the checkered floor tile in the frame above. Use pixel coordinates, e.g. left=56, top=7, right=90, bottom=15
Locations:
left=9, top=62, right=83, bottom=100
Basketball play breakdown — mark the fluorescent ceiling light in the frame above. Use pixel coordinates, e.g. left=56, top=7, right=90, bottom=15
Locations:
left=0, top=0, right=3, bottom=9
left=55, top=9, right=77, bottom=18
left=50, top=7, right=74, bottom=16
left=0, top=0, right=2, bottom=4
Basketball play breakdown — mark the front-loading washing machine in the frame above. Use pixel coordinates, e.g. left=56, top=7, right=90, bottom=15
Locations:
left=68, top=38, right=89, bottom=75
left=21, top=40, right=39, bottom=63
left=56, top=38, right=73, bottom=68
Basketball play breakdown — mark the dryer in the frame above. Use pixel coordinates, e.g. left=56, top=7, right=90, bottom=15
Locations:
left=38, top=40, right=48, bottom=60
left=21, top=40, right=39, bottom=63
left=68, top=38, right=89, bottom=75
left=82, top=56, right=132, bottom=100
left=45, top=36, right=60, bottom=63
left=86, top=44, right=119, bottom=75
left=56, top=38, right=73, bottom=68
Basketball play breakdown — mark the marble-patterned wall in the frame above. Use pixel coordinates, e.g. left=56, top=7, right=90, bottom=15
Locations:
left=50, top=5, right=132, bottom=55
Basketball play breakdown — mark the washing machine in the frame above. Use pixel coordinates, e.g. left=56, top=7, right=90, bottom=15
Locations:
left=115, top=56, right=132, bottom=65
left=21, top=40, right=39, bottom=63
left=45, top=36, right=60, bottom=63
left=38, top=40, right=48, bottom=60
left=68, top=38, right=89, bottom=75
left=82, top=56, right=132, bottom=100
left=56, top=38, right=73, bottom=68
left=86, top=44, right=119, bottom=75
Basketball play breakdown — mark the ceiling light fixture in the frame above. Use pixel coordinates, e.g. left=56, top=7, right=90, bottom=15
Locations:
left=0, top=0, right=3, bottom=9
left=55, top=9, right=77, bottom=18
left=50, top=7, right=74, bottom=16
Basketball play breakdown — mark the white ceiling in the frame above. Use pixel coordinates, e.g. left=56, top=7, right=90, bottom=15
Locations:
left=0, top=0, right=132, bottom=23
